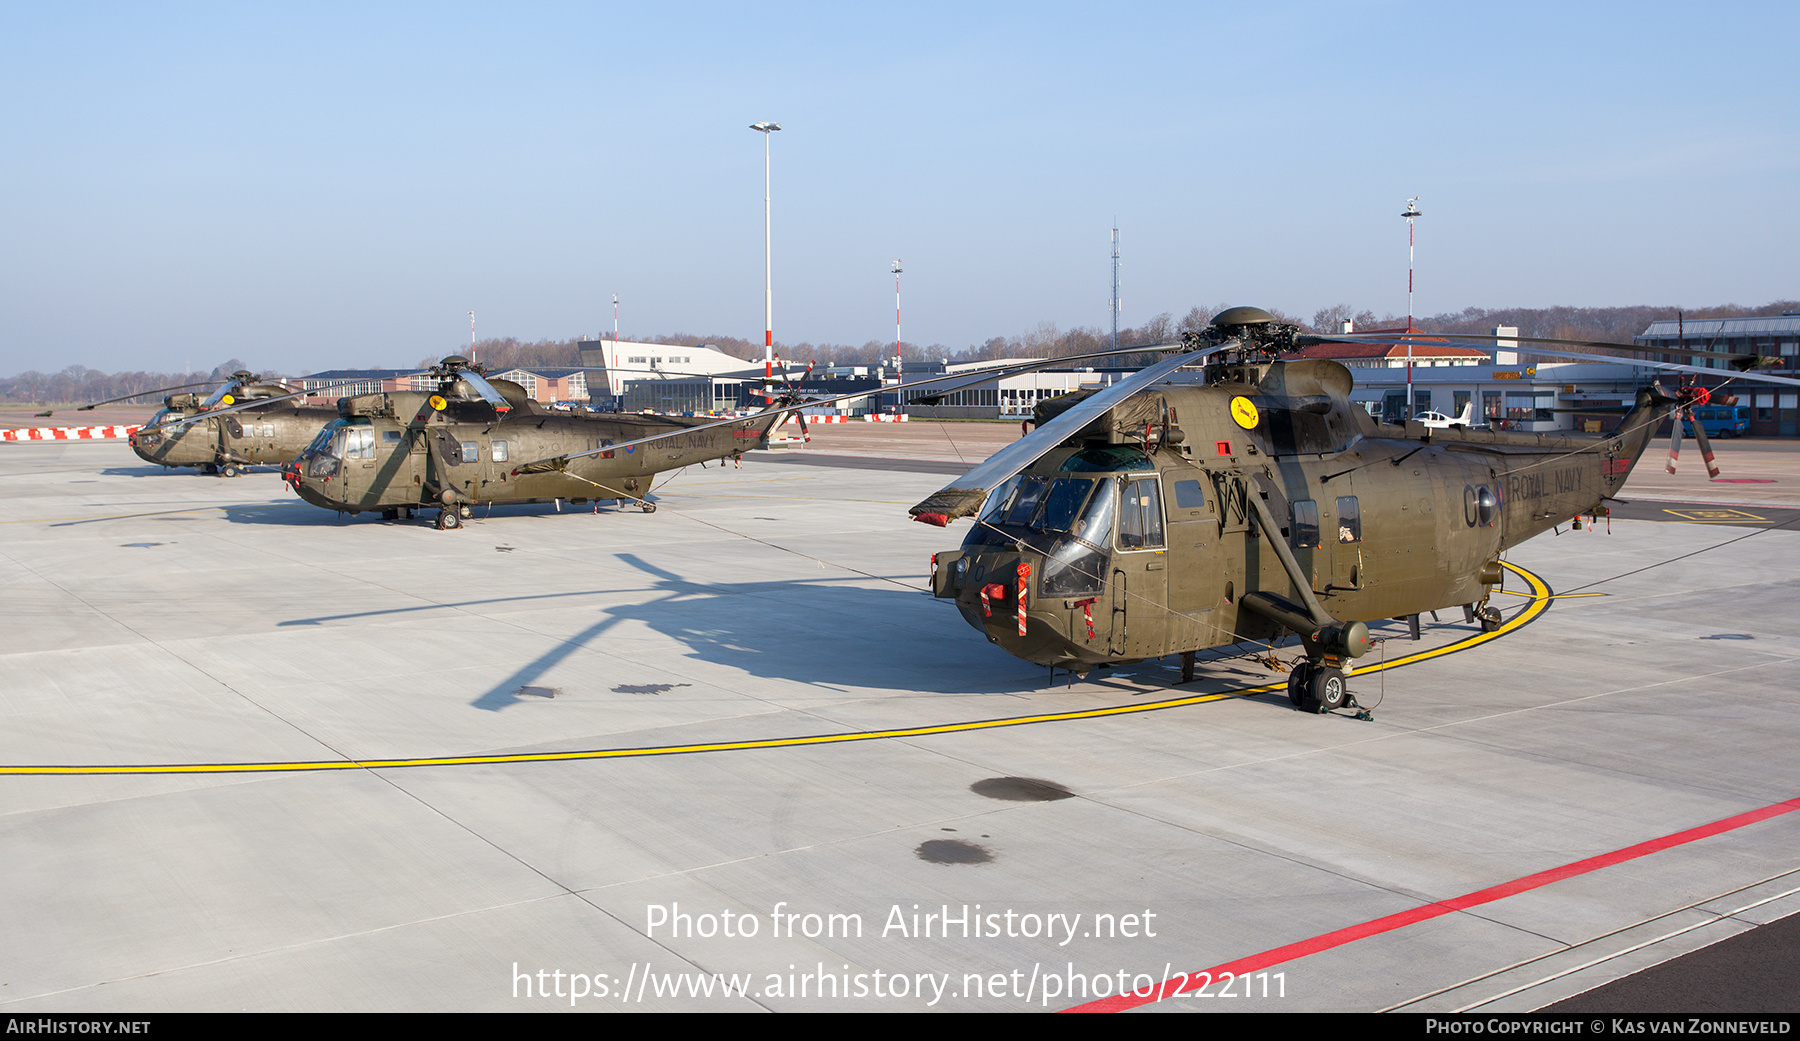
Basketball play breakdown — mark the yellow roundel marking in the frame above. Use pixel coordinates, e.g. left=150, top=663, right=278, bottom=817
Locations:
left=1230, top=396, right=1260, bottom=429
left=220, top=394, right=235, bottom=406
left=429, top=395, right=447, bottom=411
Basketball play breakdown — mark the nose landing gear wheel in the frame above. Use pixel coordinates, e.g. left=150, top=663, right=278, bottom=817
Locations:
left=436, top=509, right=462, bottom=530
left=640, top=502, right=657, bottom=514
left=1477, top=605, right=1502, bottom=632
left=1309, top=667, right=1348, bottom=714
left=1286, top=663, right=1312, bottom=707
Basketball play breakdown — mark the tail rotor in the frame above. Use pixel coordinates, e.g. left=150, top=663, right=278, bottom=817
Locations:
left=1665, top=381, right=1721, bottom=479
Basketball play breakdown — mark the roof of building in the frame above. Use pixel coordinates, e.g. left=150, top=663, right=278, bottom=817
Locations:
left=301, top=369, right=417, bottom=381
left=1639, top=315, right=1800, bottom=340
left=491, top=367, right=589, bottom=379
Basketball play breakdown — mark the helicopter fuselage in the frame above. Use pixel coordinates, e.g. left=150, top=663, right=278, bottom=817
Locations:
left=929, top=358, right=1665, bottom=676
left=286, top=386, right=787, bottom=520
left=129, top=393, right=339, bottom=476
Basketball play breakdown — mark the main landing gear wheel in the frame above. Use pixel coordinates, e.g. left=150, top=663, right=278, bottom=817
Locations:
left=1286, top=663, right=1312, bottom=707
left=1477, top=605, right=1502, bottom=633
left=1309, top=667, right=1348, bottom=714
left=220, top=463, right=242, bottom=478
left=436, top=509, right=462, bottom=530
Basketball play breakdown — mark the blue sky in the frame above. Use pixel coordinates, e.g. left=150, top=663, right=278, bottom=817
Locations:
left=1, top=2, right=1794, bottom=375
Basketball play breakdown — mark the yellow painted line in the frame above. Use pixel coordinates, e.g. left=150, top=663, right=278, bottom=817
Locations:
left=0, top=563, right=1551, bottom=776
left=1661, top=508, right=1768, bottom=523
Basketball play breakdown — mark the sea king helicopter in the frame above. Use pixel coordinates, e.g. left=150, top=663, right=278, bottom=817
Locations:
left=42, top=371, right=343, bottom=477
left=130, top=373, right=345, bottom=476
left=909, top=306, right=1800, bottom=713
left=278, top=355, right=824, bottom=529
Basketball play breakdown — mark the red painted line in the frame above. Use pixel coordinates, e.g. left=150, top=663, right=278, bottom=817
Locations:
left=1066, top=795, right=1800, bottom=1013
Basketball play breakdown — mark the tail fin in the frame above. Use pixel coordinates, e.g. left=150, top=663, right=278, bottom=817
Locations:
left=1602, top=386, right=1677, bottom=496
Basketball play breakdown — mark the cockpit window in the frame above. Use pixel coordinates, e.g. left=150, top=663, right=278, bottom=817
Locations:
left=1060, top=445, right=1153, bottom=472
left=1117, top=477, right=1164, bottom=550
left=1040, top=479, right=1115, bottom=597
left=1002, top=477, right=1049, bottom=526
left=1034, top=478, right=1097, bottom=533
left=967, top=472, right=1118, bottom=599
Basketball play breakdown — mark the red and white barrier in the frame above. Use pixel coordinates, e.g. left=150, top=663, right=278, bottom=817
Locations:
left=795, top=413, right=909, bottom=423
left=2, top=425, right=140, bottom=442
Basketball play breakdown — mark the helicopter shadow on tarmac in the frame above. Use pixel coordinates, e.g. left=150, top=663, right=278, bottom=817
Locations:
left=464, top=553, right=1370, bottom=713
left=459, top=552, right=1003, bottom=712
left=203, top=496, right=656, bottom=528
left=272, top=547, right=1455, bottom=714
left=99, top=464, right=196, bottom=479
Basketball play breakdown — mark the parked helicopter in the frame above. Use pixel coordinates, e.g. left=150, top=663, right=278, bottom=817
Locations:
left=276, top=355, right=832, bottom=529
left=128, top=372, right=342, bottom=477
left=910, top=307, right=1800, bottom=714
left=35, top=371, right=344, bottom=477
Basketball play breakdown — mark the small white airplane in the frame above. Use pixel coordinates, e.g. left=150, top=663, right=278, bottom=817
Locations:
left=1416, top=401, right=1475, bottom=429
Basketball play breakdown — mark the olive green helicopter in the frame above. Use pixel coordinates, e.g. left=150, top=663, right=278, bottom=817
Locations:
left=39, top=371, right=345, bottom=477
left=912, top=307, right=1800, bottom=714
left=263, top=356, right=777, bottom=528
left=128, top=372, right=343, bottom=477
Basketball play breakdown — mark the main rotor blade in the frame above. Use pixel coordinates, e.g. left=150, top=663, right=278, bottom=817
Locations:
left=1314, top=335, right=1800, bottom=389
left=144, top=375, right=416, bottom=431
left=507, top=343, right=1189, bottom=473
left=200, top=376, right=299, bottom=408
left=1314, top=330, right=1755, bottom=362
left=37, top=378, right=230, bottom=416
left=903, top=347, right=1171, bottom=405
left=456, top=369, right=512, bottom=412
left=909, top=345, right=1227, bottom=524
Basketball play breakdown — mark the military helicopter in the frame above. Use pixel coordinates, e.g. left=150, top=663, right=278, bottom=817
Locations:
left=127, top=372, right=342, bottom=477
left=276, top=355, right=830, bottom=529
left=912, top=307, right=1800, bottom=714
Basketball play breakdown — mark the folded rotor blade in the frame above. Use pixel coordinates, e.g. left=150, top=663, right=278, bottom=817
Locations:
left=1666, top=409, right=1683, bottom=474
left=1317, top=330, right=1755, bottom=363
left=456, top=369, right=512, bottom=413
left=506, top=343, right=1188, bottom=473
left=1688, top=410, right=1721, bottom=479
left=37, top=378, right=230, bottom=417
left=1315, top=336, right=1800, bottom=390
left=909, top=345, right=1225, bottom=523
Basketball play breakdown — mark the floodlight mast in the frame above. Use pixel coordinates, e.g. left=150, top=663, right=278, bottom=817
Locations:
left=751, top=122, right=782, bottom=378
left=1402, top=196, right=1422, bottom=417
